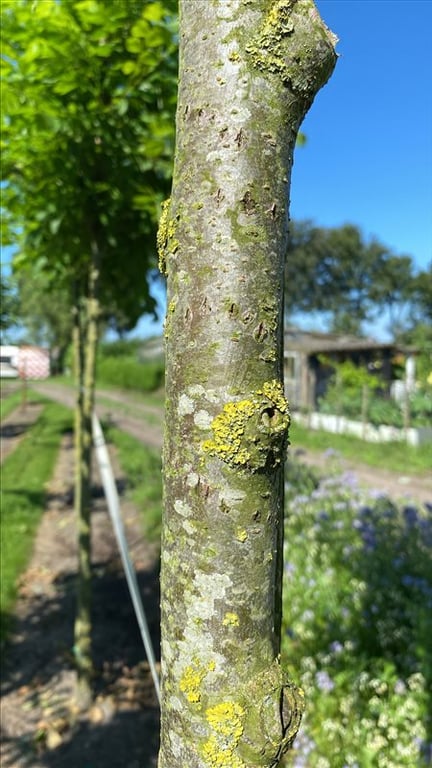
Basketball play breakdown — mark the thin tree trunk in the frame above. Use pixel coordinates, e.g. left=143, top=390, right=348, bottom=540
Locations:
left=73, top=254, right=100, bottom=710
left=158, top=2, right=337, bottom=766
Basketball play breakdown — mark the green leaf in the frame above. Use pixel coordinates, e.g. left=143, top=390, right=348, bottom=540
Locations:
left=49, top=218, right=62, bottom=235
left=121, top=61, right=136, bottom=76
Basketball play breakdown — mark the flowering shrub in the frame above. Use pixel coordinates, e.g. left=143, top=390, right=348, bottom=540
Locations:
left=282, top=461, right=432, bottom=767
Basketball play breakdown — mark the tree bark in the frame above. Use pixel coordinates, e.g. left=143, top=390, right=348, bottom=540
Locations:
left=73, top=255, right=100, bottom=710
left=158, top=2, right=337, bottom=765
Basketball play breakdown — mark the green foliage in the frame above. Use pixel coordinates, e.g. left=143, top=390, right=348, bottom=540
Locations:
left=398, top=322, right=432, bottom=387
left=318, top=359, right=432, bottom=428
left=97, top=355, right=164, bottom=393
left=96, top=338, right=164, bottom=391
left=282, top=471, right=431, bottom=767
left=99, top=338, right=143, bottom=358
left=366, top=397, right=404, bottom=428
left=285, top=456, right=319, bottom=500
left=0, top=274, right=19, bottom=335
left=410, top=387, right=432, bottom=424
left=0, top=398, right=72, bottom=642
left=1, top=0, right=177, bottom=327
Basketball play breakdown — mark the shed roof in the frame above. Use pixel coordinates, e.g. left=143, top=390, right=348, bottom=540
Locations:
left=284, top=328, right=415, bottom=355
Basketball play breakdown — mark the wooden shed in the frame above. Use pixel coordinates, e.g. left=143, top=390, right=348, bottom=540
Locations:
left=284, top=328, right=415, bottom=410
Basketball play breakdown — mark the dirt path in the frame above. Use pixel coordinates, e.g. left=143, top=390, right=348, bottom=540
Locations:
left=1, top=424, right=161, bottom=767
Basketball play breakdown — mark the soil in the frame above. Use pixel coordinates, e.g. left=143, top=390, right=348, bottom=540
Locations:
left=1, top=383, right=431, bottom=768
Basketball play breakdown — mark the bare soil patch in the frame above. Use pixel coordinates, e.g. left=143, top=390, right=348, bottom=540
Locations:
left=1, top=429, right=161, bottom=768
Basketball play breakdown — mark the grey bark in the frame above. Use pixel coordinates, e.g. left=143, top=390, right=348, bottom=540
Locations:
left=158, top=2, right=337, bottom=765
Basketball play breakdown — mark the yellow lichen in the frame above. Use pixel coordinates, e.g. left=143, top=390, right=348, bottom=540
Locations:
left=202, top=399, right=255, bottom=467
left=260, top=379, right=289, bottom=413
left=206, top=701, right=245, bottom=737
left=235, top=528, right=248, bottom=543
left=179, top=659, right=216, bottom=704
left=201, top=737, right=246, bottom=768
left=223, top=612, right=240, bottom=627
left=202, top=381, right=289, bottom=471
left=201, top=702, right=247, bottom=768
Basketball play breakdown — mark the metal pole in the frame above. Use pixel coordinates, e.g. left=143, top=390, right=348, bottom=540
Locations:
left=92, top=413, right=161, bottom=705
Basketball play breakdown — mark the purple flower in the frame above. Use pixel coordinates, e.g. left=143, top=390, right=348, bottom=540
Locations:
left=330, top=640, right=343, bottom=654
left=403, top=506, right=418, bottom=527
left=315, top=670, right=335, bottom=692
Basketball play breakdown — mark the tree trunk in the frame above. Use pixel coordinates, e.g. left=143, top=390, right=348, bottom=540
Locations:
left=158, top=2, right=336, bottom=766
left=73, top=257, right=100, bottom=710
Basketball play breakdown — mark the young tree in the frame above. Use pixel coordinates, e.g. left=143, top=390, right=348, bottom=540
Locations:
left=158, top=2, right=337, bottom=765
left=1, top=0, right=177, bottom=707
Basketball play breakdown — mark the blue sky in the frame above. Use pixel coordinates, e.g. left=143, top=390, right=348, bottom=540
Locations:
left=139, top=0, right=432, bottom=340
left=292, top=0, right=432, bottom=270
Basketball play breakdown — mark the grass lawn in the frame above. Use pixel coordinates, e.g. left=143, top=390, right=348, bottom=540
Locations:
left=0, top=386, right=26, bottom=421
left=290, top=419, right=432, bottom=475
left=1, top=398, right=72, bottom=642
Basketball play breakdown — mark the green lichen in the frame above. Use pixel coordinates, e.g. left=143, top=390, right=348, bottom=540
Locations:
left=245, top=0, right=295, bottom=83
left=163, top=297, right=177, bottom=340
left=245, top=0, right=337, bottom=96
left=156, top=197, right=179, bottom=276
left=202, top=380, right=289, bottom=472
left=238, top=660, right=305, bottom=764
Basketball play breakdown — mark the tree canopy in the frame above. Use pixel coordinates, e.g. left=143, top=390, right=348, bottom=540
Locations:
left=1, top=0, right=177, bottom=327
left=285, top=220, right=425, bottom=338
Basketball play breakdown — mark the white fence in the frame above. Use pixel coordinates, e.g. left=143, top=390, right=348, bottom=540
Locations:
left=294, top=411, right=432, bottom=447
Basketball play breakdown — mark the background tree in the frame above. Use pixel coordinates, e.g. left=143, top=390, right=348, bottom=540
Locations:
left=0, top=274, right=19, bottom=338
left=368, top=253, right=415, bottom=338
left=285, top=219, right=419, bottom=338
left=12, top=268, right=73, bottom=373
left=411, top=262, right=432, bottom=326
left=1, top=0, right=177, bottom=707
left=158, top=1, right=337, bottom=765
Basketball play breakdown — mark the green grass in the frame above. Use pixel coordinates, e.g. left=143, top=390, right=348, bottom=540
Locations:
left=1, top=401, right=72, bottom=642
left=0, top=387, right=26, bottom=420
left=290, top=420, right=432, bottom=475
left=106, top=425, right=163, bottom=544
